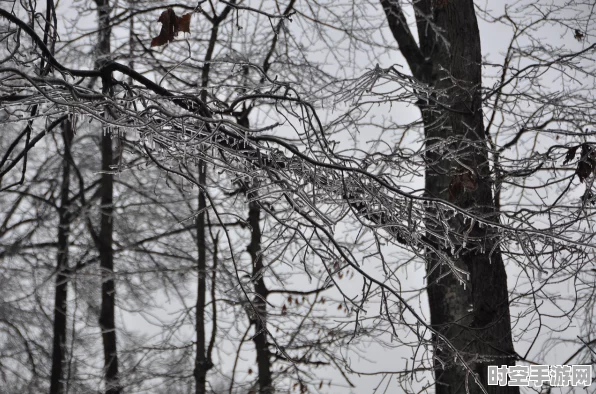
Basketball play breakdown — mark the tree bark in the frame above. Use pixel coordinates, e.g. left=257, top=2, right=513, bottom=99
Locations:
left=238, top=89, right=273, bottom=393
left=194, top=159, right=210, bottom=394
left=98, top=123, right=120, bottom=394
left=247, top=196, right=273, bottom=394
left=381, top=1, right=518, bottom=393
left=49, top=119, right=74, bottom=394
left=94, top=0, right=121, bottom=392
left=193, top=8, right=236, bottom=389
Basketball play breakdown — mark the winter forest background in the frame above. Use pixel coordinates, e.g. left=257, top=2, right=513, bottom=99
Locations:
left=0, top=0, right=595, bottom=393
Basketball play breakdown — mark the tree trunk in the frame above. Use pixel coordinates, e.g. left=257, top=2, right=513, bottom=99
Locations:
left=94, top=0, right=121, bottom=392
left=237, top=95, right=273, bottom=393
left=193, top=10, right=229, bottom=388
left=247, top=198, right=273, bottom=394
left=194, top=159, right=210, bottom=394
left=49, top=119, right=74, bottom=394
left=381, top=1, right=518, bottom=392
left=98, top=126, right=120, bottom=394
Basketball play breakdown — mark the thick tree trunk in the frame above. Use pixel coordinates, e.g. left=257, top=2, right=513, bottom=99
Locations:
left=381, top=1, right=518, bottom=393
left=49, top=120, right=74, bottom=394
left=94, top=1, right=121, bottom=392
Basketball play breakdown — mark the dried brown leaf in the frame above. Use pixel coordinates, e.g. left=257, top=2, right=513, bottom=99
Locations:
left=563, top=145, right=578, bottom=165
left=151, top=8, right=192, bottom=48
left=576, top=144, right=596, bottom=183
left=448, top=170, right=477, bottom=201
left=176, top=13, right=192, bottom=35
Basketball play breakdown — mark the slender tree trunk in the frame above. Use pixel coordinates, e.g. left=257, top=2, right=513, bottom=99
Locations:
left=193, top=8, right=233, bottom=389
left=247, top=198, right=273, bottom=394
left=381, top=1, right=518, bottom=393
left=94, top=1, right=120, bottom=392
left=194, top=160, right=210, bottom=394
left=98, top=123, right=120, bottom=394
left=237, top=109, right=273, bottom=394
left=49, top=119, right=74, bottom=394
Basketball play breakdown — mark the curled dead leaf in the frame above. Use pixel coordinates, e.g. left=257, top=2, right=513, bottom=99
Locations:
left=581, top=190, right=596, bottom=205
left=576, top=144, right=596, bottom=183
left=151, top=8, right=192, bottom=48
left=564, top=145, right=579, bottom=165
left=448, top=170, right=477, bottom=201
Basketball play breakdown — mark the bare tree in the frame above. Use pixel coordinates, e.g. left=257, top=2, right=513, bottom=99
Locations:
left=378, top=2, right=517, bottom=392
left=1, top=1, right=596, bottom=394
